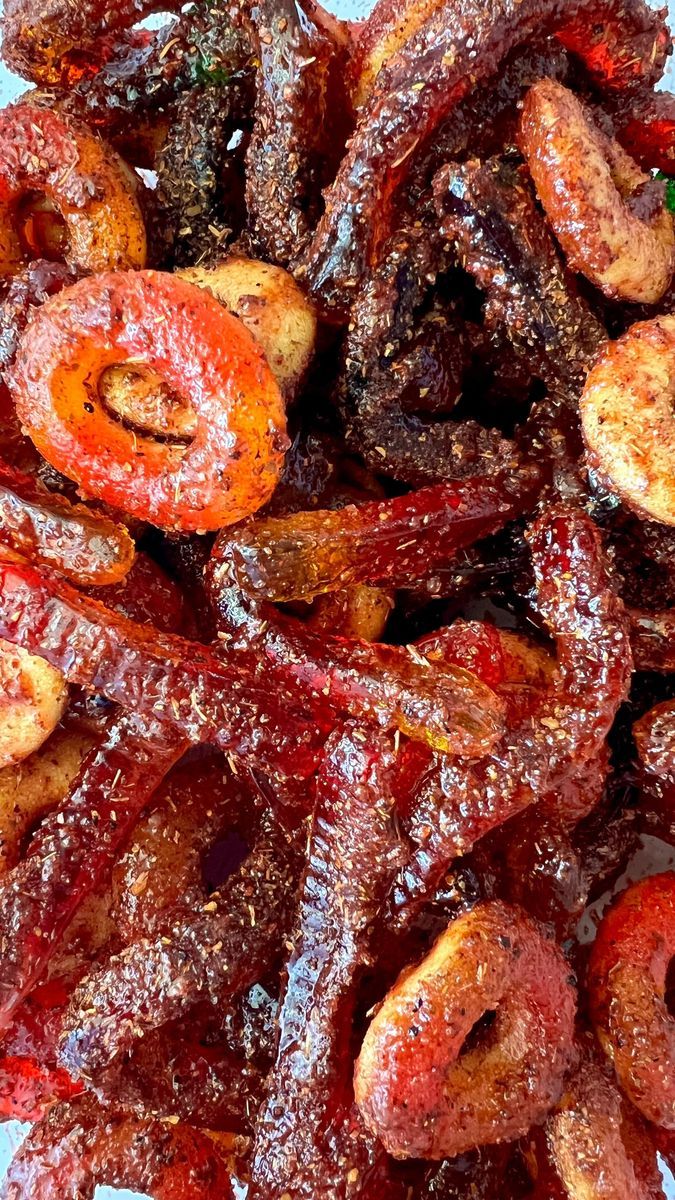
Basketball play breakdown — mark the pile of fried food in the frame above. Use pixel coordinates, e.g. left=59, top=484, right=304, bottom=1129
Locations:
left=0, top=0, right=673, bottom=1194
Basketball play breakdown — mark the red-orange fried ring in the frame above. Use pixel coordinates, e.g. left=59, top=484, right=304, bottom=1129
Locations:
left=519, top=79, right=675, bottom=304
left=354, top=901, right=576, bottom=1159
left=0, top=106, right=146, bottom=278
left=544, top=1049, right=666, bottom=1200
left=580, top=316, right=675, bottom=525
left=10, top=271, right=289, bottom=532
left=588, top=872, right=675, bottom=1128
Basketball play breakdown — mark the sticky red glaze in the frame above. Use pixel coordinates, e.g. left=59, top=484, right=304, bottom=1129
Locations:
left=60, top=803, right=303, bottom=1077
left=0, top=1095, right=235, bottom=1199
left=94, top=552, right=184, bottom=633
left=0, top=556, right=323, bottom=776
left=208, top=587, right=506, bottom=759
left=11, top=271, right=288, bottom=532
left=2, top=0, right=181, bottom=84
left=0, top=457, right=135, bottom=586
left=616, top=89, right=675, bottom=172
left=0, top=712, right=183, bottom=1031
left=589, top=872, right=675, bottom=1127
left=250, top=723, right=406, bottom=1199
left=302, top=0, right=668, bottom=313
left=211, top=467, right=541, bottom=603
left=0, top=1055, right=81, bottom=1122
left=386, top=507, right=632, bottom=930
left=355, top=901, right=576, bottom=1159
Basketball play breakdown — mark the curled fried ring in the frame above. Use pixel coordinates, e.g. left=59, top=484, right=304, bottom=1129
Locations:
left=355, top=901, right=576, bottom=1159
left=519, top=80, right=674, bottom=304
left=580, top=316, right=675, bottom=525
left=0, top=639, right=67, bottom=768
left=544, top=1049, right=666, bottom=1200
left=588, top=871, right=675, bottom=1128
left=10, top=271, right=288, bottom=532
left=0, top=106, right=146, bottom=278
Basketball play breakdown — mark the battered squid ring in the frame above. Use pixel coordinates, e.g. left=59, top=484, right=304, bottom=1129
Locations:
left=354, top=901, right=576, bottom=1159
left=519, top=79, right=675, bottom=304
left=588, top=871, right=675, bottom=1128
left=10, top=270, right=289, bottom=532
left=0, top=106, right=146, bottom=278
left=544, top=1049, right=666, bottom=1200
left=0, top=1095, right=236, bottom=1199
left=0, top=640, right=67, bottom=769
left=580, top=315, right=675, bottom=525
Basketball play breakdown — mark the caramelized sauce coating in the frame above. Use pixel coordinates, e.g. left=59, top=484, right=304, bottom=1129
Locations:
left=0, top=712, right=183, bottom=1032
left=387, top=507, right=631, bottom=930
left=0, top=458, right=135, bottom=586
left=250, top=724, right=406, bottom=1199
left=0, top=1095, right=235, bottom=1199
left=212, top=469, right=541, bottom=603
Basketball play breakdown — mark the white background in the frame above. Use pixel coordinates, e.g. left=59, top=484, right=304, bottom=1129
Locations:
left=0, top=3, right=673, bottom=1197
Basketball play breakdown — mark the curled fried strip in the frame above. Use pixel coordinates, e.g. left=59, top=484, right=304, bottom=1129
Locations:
left=211, top=469, right=541, bottom=602
left=245, top=0, right=350, bottom=267
left=301, top=0, right=668, bottom=313
left=349, top=0, right=667, bottom=109
left=33, top=6, right=252, bottom=136
left=209, top=584, right=506, bottom=758
left=250, top=723, right=406, bottom=1200
left=60, top=808, right=302, bottom=1077
left=0, top=458, right=135, bottom=586
left=589, top=871, right=675, bottom=1127
left=0, top=1095, right=235, bottom=1199
left=519, top=80, right=674, bottom=304
left=387, top=507, right=632, bottom=930
left=155, top=82, right=250, bottom=268
left=434, top=157, right=604, bottom=396
left=0, top=711, right=184, bottom=1032
left=0, top=105, right=146, bottom=277
left=1, top=0, right=182, bottom=84
left=0, top=557, right=324, bottom=776
left=355, top=902, right=576, bottom=1159
left=340, top=219, right=516, bottom=484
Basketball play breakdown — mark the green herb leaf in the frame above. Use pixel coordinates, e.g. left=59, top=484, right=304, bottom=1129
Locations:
left=656, top=171, right=675, bottom=213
